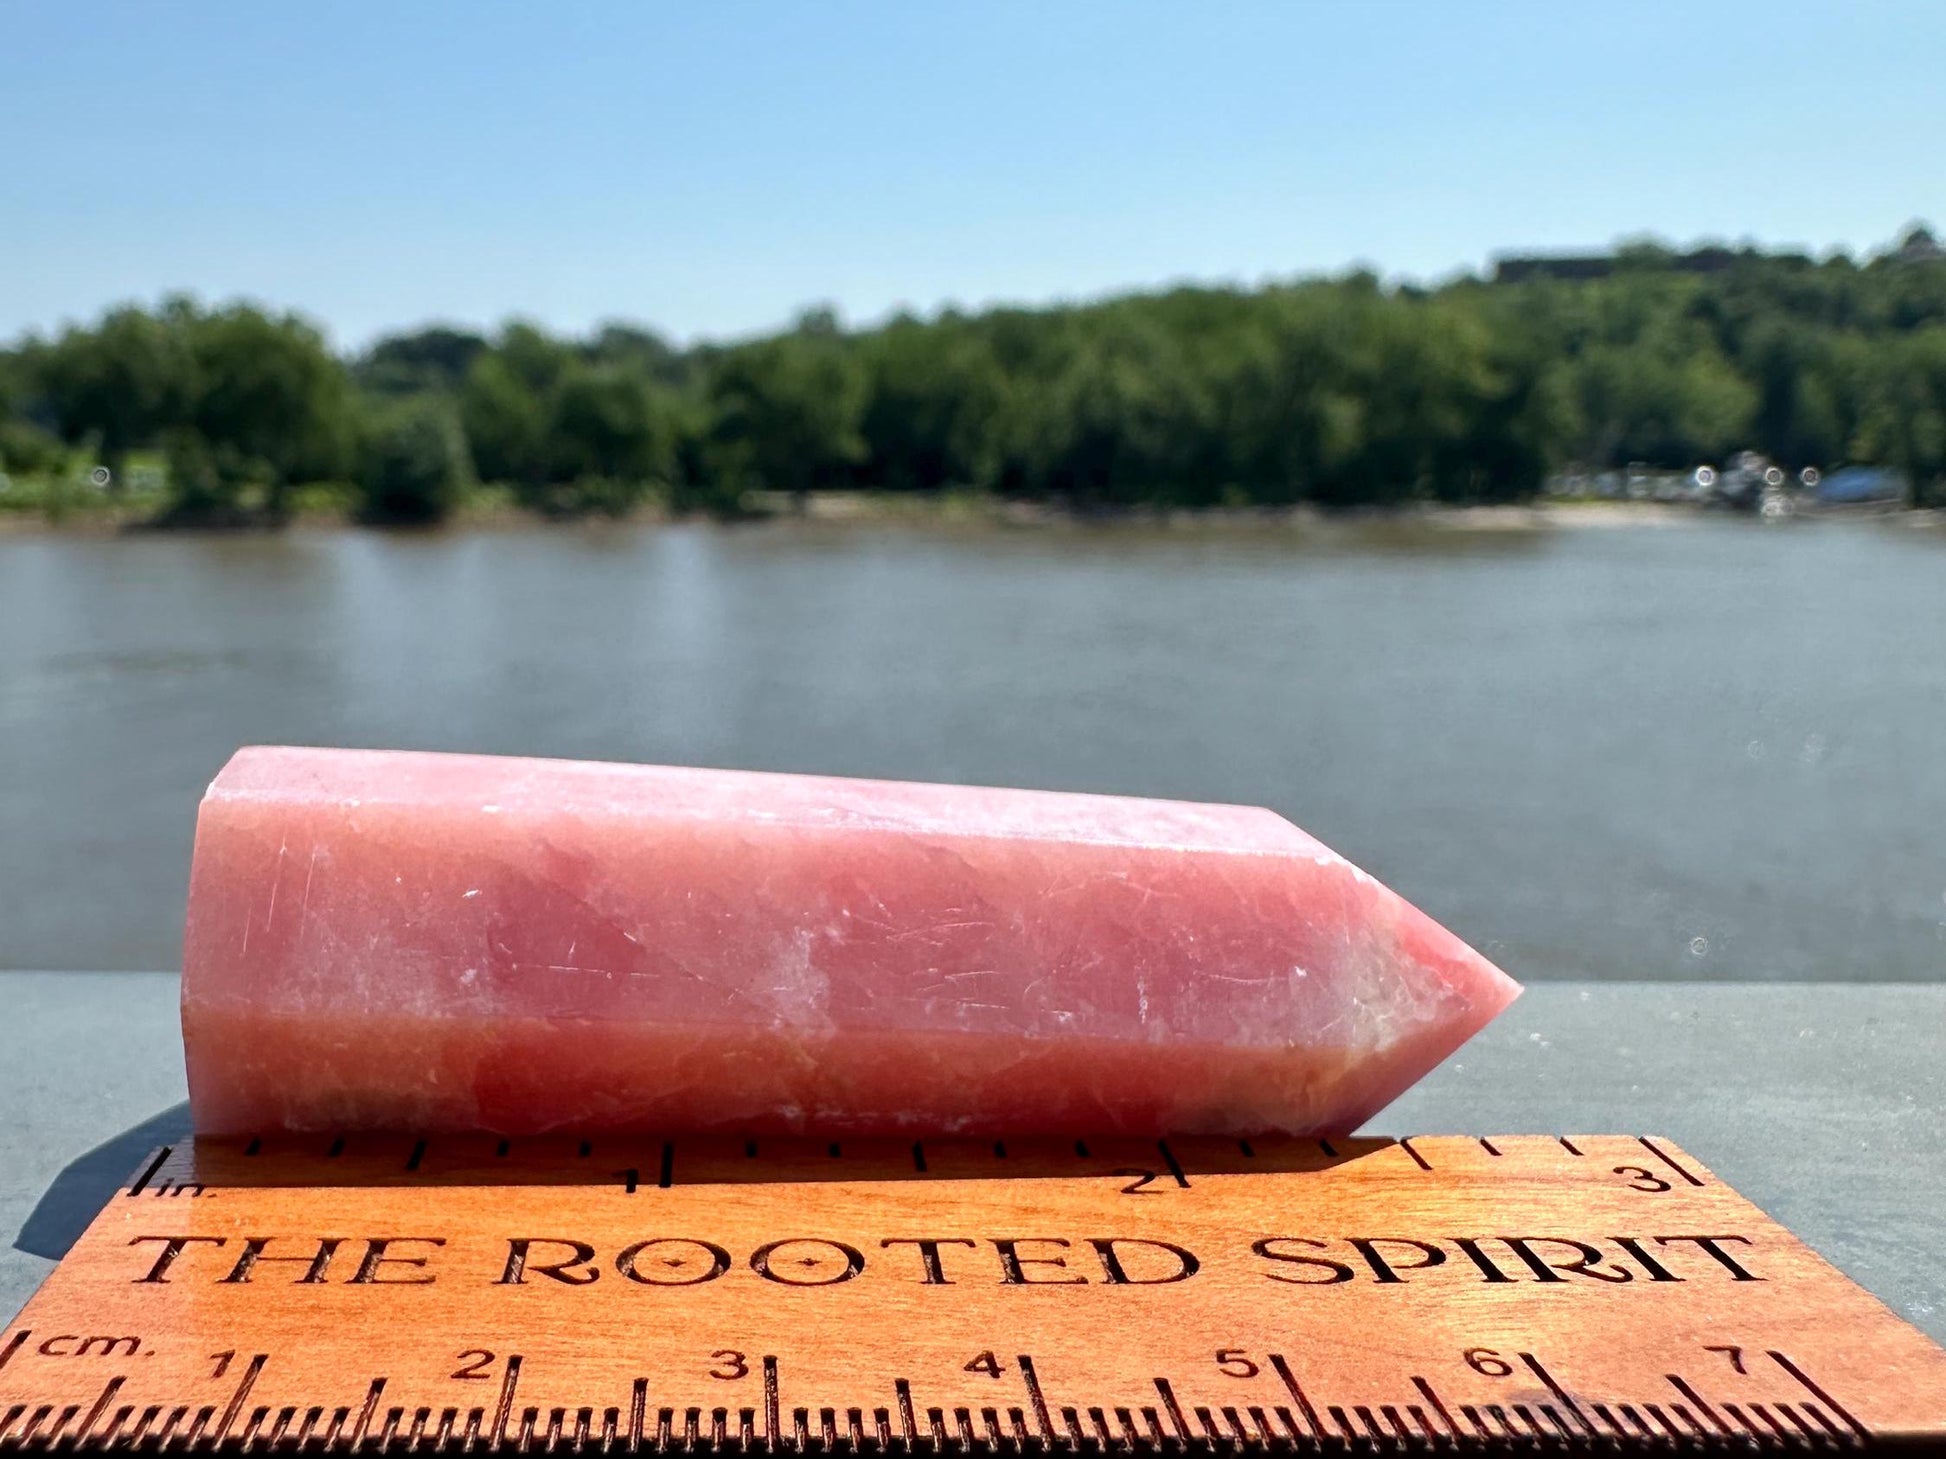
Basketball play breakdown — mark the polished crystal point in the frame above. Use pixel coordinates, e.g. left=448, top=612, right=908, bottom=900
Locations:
left=182, top=747, right=1520, bottom=1136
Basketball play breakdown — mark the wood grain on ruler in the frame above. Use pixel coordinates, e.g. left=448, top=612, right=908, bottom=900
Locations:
left=1, top=1134, right=1942, bottom=1453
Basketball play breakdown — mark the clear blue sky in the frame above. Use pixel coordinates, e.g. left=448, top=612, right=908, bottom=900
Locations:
left=5, top=1, right=1939, bottom=351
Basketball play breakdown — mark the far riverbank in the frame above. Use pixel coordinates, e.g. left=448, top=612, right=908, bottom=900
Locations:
left=5, top=485, right=1942, bottom=539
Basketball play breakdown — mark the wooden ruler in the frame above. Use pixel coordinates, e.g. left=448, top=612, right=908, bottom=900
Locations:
left=2, top=1133, right=1943, bottom=1453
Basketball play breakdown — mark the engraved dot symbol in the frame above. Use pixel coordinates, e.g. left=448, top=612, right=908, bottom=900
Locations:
left=797, top=1257, right=821, bottom=1267
left=1689, top=937, right=1710, bottom=956
left=661, top=1258, right=685, bottom=1268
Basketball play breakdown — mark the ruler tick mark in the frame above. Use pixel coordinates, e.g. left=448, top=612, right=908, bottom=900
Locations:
left=1154, top=1378, right=1190, bottom=1441
left=1770, top=1349, right=1870, bottom=1438
left=1719, top=1399, right=1757, bottom=1437
left=992, top=1140, right=1007, bottom=1159
left=495, top=1138, right=510, bottom=1158
left=1480, top=1136, right=1503, bottom=1156
left=1269, top=1354, right=1324, bottom=1439
left=405, top=1138, right=426, bottom=1172
left=1412, top=1376, right=1458, bottom=1434
left=348, top=1379, right=384, bottom=1449
left=1369, top=1400, right=1401, bottom=1447
left=100, top=1406, right=133, bottom=1449
left=763, top=1355, right=780, bottom=1444
left=1399, top=1136, right=1432, bottom=1170
left=1667, top=1375, right=1728, bottom=1434
left=214, top=1353, right=265, bottom=1446
left=128, top=1146, right=169, bottom=1196
left=185, top=1402, right=218, bottom=1448
left=894, top=1378, right=916, bottom=1444
left=1559, top=1135, right=1584, bottom=1156
left=1246, top=1403, right=1275, bottom=1444
left=744, top=1139, right=758, bottom=1159
left=492, top=1355, right=522, bottom=1444
left=242, top=1137, right=260, bottom=1156
left=910, top=1141, right=927, bottom=1173
left=1193, top=1402, right=1219, bottom=1440
left=1522, top=1352, right=1592, bottom=1433
left=1073, top=1139, right=1091, bottom=1158
left=1535, top=1402, right=1575, bottom=1439
left=325, top=1135, right=344, bottom=1158
left=827, top=1142, right=841, bottom=1159
left=1018, top=1355, right=1054, bottom=1441
left=1318, top=1137, right=1338, bottom=1158
left=658, top=1141, right=674, bottom=1189
left=1639, top=1135, right=1704, bottom=1186
left=0, top=1331, right=29, bottom=1374
left=1650, top=1408, right=1696, bottom=1439
left=1237, top=1137, right=1255, bottom=1156
left=1778, top=1400, right=1829, bottom=1438
left=577, top=1140, right=592, bottom=1158
left=16, top=1405, right=51, bottom=1446
left=1798, top=1401, right=1843, bottom=1437
left=1157, top=1139, right=1190, bottom=1187
left=75, top=1375, right=123, bottom=1446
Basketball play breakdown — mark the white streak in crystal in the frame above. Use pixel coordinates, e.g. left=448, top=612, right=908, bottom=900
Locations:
left=760, top=928, right=832, bottom=1032
left=266, top=837, right=286, bottom=929
left=301, top=846, right=319, bottom=917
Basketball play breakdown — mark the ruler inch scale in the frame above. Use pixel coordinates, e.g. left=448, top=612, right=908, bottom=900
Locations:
left=2, top=1133, right=1942, bottom=1454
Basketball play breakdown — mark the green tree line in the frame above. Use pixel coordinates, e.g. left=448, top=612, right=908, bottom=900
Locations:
left=5, top=233, right=1946, bottom=524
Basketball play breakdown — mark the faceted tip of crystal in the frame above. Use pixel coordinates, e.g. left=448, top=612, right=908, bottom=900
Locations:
left=1477, top=953, right=1523, bottom=1015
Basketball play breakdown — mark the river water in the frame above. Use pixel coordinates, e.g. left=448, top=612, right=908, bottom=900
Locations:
left=3, top=517, right=1942, bottom=979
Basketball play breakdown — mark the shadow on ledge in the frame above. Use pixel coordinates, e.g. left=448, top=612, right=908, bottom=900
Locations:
left=14, top=1102, right=191, bottom=1260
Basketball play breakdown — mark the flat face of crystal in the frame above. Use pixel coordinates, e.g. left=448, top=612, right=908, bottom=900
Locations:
left=183, top=747, right=1521, bottom=1137
left=203, top=745, right=1321, bottom=851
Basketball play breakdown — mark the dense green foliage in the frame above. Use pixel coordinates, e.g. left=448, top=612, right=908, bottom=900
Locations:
left=5, top=235, right=1946, bottom=525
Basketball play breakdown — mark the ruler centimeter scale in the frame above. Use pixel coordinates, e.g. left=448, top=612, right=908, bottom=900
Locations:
left=2, top=1133, right=1943, bottom=1454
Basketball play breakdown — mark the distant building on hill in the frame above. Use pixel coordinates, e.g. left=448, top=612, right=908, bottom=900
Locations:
left=1491, top=245, right=1804, bottom=284
left=1891, top=226, right=1942, bottom=265
left=1494, top=226, right=1940, bottom=283
left=1492, top=254, right=1616, bottom=284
